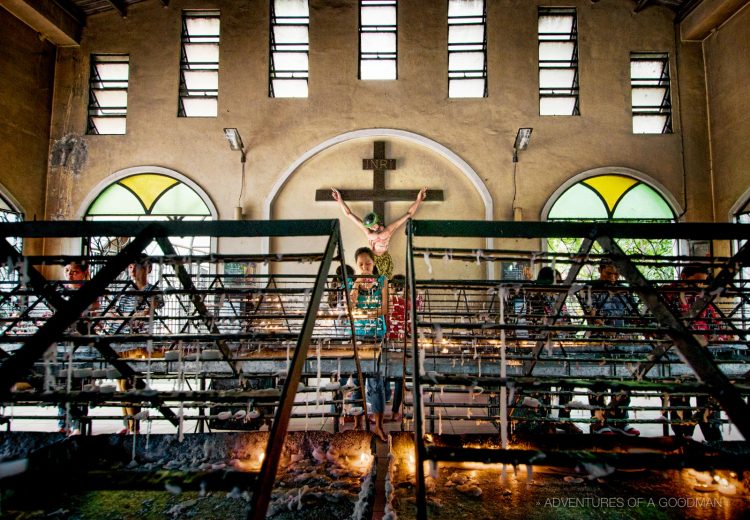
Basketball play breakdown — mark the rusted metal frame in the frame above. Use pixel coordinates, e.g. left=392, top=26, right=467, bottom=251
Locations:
left=407, top=220, right=428, bottom=520
left=523, top=237, right=593, bottom=376
left=154, top=237, right=239, bottom=377
left=0, top=240, right=140, bottom=389
left=635, top=240, right=750, bottom=378
left=424, top=444, right=750, bottom=471
left=247, top=223, right=340, bottom=520
left=0, top=227, right=156, bottom=395
left=596, top=235, right=750, bottom=440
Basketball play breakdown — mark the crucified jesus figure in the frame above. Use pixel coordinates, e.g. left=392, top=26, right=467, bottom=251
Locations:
left=331, top=187, right=427, bottom=279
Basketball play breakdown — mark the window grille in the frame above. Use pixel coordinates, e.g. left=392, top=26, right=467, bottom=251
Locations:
left=270, top=0, right=309, bottom=98
left=631, top=52, right=672, bottom=134
left=359, top=0, right=397, bottom=80
left=448, top=0, right=487, bottom=98
left=178, top=10, right=220, bottom=117
left=87, top=54, right=129, bottom=135
left=538, top=7, right=579, bottom=115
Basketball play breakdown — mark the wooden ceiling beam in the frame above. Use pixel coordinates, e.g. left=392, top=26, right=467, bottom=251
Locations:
left=104, top=0, right=127, bottom=18
left=0, top=0, right=83, bottom=45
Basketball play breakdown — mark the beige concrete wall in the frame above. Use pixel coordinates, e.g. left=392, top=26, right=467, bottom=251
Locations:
left=0, top=7, right=55, bottom=220
left=42, top=0, right=715, bottom=265
left=703, top=4, right=750, bottom=221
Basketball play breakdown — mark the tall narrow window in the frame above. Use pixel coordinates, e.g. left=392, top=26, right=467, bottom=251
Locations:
left=359, top=0, right=397, bottom=80
left=178, top=10, right=220, bottom=117
left=538, top=7, right=579, bottom=115
left=631, top=52, right=672, bottom=134
left=448, top=0, right=486, bottom=98
left=87, top=54, right=129, bottom=135
left=270, top=0, right=309, bottom=97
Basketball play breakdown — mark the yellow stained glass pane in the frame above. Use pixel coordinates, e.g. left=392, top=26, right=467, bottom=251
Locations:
left=582, top=175, right=638, bottom=214
left=119, top=174, right=179, bottom=213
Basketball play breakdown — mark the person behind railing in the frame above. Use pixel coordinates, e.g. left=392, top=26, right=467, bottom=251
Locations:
left=584, top=260, right=640, bottom=436
left=57, top=261, right=99, bottom=435
left=348, top=247, right=388, bottom=442
left=666, top=265, right=726, bottom=442
left=385, top=274, right=423, bottom=422
left=108, top=257, right=164, bottom=435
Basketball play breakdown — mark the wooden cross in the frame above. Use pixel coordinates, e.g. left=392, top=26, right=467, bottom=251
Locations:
left=315, top=141, right=443, bottom=219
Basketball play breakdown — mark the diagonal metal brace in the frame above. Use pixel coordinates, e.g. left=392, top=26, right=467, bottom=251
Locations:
left=524, top=237, right=593, bottom=376
left=247, top=222, right=340, bottom=520
left=0, top=226, right=178, bottom=426
left=635, top=239, right=750, bottom=379
left=596, top=235, right=750, bottom=440
left=154, top=237, right=240, bottom=377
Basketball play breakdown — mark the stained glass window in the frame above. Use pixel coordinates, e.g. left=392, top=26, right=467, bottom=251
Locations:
left=547, top=174, right=675, bottom=280
left=85, top=173, right=212, bottom=258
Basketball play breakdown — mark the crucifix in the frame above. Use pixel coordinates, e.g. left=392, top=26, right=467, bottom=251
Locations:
left=315, top=141, right=443, bottom=219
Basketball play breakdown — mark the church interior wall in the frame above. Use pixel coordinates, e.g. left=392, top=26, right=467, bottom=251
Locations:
left=702, top=3, right=750, bottom=220
left=0, top=7, right=56, bottom=222
left=38, top=0, right=705, bottom=237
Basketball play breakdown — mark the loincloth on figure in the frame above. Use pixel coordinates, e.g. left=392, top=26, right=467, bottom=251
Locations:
left=373, top=251, right=394, bottom=279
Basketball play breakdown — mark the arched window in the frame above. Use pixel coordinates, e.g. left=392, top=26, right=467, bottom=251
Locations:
left=84, top=172, right=213, bottom=257
left=734, top=199, right=750, bottom=225
left=546, top=173, right=676, bottom=279
left=0, top=193, right=23, bottom=252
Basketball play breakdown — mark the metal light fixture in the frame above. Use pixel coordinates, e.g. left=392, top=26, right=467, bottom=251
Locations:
left=223, top=128, right=246, bottom=160
left=513, top=127, right=533, bottom=162
left=223, top=128, right=247, bottom=219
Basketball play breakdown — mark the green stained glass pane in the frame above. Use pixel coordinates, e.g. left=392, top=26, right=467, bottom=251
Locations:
left=613, top=183, right=673, bottom=220
left=548, top=183, right=608, bottom=220
left=150, top=183, right=210, bottom=216
left=0, top=197, right=11, bottom=212
left=87, top=184, right=145, bottom=215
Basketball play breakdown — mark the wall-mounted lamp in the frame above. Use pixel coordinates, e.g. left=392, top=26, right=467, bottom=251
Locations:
left=512, top=127, right=533, bottom=163
left=223, top=128, right=246, bottom=162
left=224, top=128, right=247, bottom=219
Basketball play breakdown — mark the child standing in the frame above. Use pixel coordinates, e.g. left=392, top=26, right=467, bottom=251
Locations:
left=349, top=247, right=388, bottom=441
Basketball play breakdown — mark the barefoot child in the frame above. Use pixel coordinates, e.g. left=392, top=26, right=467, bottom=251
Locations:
left=348, top=247, right=388, bottom=441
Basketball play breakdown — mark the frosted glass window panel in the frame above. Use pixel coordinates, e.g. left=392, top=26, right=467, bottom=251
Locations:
left=95, top=63, right=129, bottom=81
left=538, top=15, right=574, bottom=36
left=361, top=60, right=396, bottom=80
left=274, top=25, right=308, bottom=44
left=272, top=79, right=309, bottom=97
left=91, top=90, right=128, bottom=110
left=183, top=44, right=220, bottom=66
left=632, top=87, right=667, bottom=108
left=185, top=16, right=220, bottom=38
left=539, top=69, right=576, bottom=90
left=275, top=0, right=308, bottom=18
left=90, top=117, right=126, bottom=135
left=361, top=32, right=396, bottom=53
left=539, top=42, right=575, bottom=64
left=448, top=0, right=483, bottom=17
left=361, top=5, right=396, bottom=26
left=183, top=71, right=218, bottom=92
left=633, top=115, right=668, bottom=134
left=449, top=78, right=485, bottom=98
left=540, top=97, right=577, bottom=115
left=449, top=25, right=484, bottom=45
left=272, top=52, right=309, bottom=71
left=449, top=52, right=484, bottom=72
left=180, top=97, right=217, bottom=117
left=631, top=60, right=665, bottom=79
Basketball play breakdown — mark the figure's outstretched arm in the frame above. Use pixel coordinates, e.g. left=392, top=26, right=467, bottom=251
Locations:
left=386, top=187, right=427, bottom=233
left=332, top=188, right=368, bottom=232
